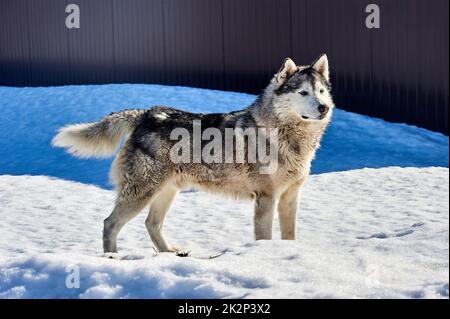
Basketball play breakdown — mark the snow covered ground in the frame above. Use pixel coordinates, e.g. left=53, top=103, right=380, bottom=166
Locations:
left=0, top=168, right=448, bottom=298
left=0, top=84, right=448, bottom=299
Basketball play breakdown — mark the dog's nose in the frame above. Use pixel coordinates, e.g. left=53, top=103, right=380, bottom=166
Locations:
left=318, top=104, right=329, bottom=115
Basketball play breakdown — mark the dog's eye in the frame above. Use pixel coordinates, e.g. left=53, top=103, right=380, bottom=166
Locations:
left=299, top=91, right=309, bottom=96
left=319, top=89, right=324, bottom=94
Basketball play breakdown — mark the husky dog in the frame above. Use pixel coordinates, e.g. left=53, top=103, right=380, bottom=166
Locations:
left=53, top=54, right=334, bottom=254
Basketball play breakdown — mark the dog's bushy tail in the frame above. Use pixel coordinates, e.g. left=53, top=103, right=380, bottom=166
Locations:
left=52, top=109, right=145, bottom=158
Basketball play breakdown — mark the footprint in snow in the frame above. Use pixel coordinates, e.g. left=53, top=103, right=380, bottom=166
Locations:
left=356, top=222, right=424, bottom=240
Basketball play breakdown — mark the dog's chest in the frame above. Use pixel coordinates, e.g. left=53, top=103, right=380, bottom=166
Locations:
left=278, top=134, right=318, bottom=177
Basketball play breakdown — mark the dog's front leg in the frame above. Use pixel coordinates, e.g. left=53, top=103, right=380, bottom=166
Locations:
left=254, top=194, right=276, bottom=240
left=277, top=183, right=302, bottom=240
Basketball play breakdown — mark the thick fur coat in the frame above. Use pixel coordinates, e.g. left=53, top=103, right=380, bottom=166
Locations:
left=53, top=55, right=334, bottom=254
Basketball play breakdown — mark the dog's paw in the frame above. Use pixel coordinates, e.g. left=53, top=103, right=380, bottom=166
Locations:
left=175, top=250, right=191, bottom=257
left=104, top=252, right=120, bottom=259
left=170, top=246, right=191, bottom=257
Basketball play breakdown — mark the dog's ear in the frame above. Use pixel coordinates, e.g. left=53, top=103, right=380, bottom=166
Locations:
left=276, top=58, right=298, bottom=84
left=311, top=54, right=329, bottom=81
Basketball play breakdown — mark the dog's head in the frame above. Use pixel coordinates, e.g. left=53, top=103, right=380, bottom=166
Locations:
left=270, top=54, right=334, bottom=122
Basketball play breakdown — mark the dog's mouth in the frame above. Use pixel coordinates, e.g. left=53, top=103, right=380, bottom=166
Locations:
left=301, top=114, right=328, bottom=121
left=301, top=115, right=323, bottom=121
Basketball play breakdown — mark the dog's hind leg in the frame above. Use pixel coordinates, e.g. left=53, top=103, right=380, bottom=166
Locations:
left=254, top=194, right=276, bottom=240
left=103, top=195, right=149, bottom=254
left=145, top=185, right=178, bottom=253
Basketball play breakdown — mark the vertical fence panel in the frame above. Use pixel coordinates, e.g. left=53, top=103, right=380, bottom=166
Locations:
left=27, top=0, right=71, bottom=86
left=0, top=0, right=31, bottom=86
left=439, top=0, right=449, bottom=134
left=292, top=0, right=373, bottom=115
left=419, top=0, right=449, bottom=134
left=222, top=0, right=292, bottom=93
left=112, top=0, right=165, bottom=84
left=372, top=0, right=416, bottom=124
left=371, top=0, right=449, bottom=134
left=66, top=0, right=115, bottom=84
left=163, top=0, right=224, bottom=89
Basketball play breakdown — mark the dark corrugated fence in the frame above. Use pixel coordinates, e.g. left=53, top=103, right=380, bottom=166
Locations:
left=0, top=0, right=448, bottom=134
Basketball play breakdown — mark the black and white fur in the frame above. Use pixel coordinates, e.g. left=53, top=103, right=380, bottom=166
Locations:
left=53, top=54, right=334, bottom=255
